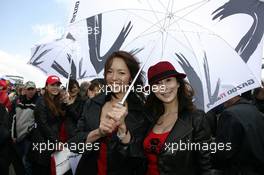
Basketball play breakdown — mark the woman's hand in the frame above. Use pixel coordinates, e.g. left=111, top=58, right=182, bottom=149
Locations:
left=107, top=103, right=128, bottom=126
left=99, top=115, right=117, bottom=136
left=107, top=103, right=131, bottom=143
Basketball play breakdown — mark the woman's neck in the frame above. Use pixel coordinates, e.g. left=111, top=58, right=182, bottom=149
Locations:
left=163, top=99, right=179, bottom=115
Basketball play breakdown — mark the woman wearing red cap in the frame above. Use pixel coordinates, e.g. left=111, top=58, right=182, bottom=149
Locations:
left=70, top=51, right=151, bottom=175
left=29, top=75, right=72, bottom=175
left=144, top=61, right=212, bottom=175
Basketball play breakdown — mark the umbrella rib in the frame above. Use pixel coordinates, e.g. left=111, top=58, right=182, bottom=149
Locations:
left=122, top=14, right=174, bottom=49
left=168, top=1, right=209, bottom=29
left=164, top=30, right=196, bottom=55
left=146, top=0, right=163, bottom=29
left=122, top=29, right=162, bottom=49
left=162, top=0, right=175, bottom=52
left=122, top=9, right=164, bottom=30
left=175, top=21, right=197, bottom=58
left=161, top=0, right=172, bottom=29
left=173, top=0, right=210, bottom=15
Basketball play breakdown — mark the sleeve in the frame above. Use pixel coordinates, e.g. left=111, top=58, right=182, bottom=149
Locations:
left=192, top=110, right=214, bottom=175
left=67, top=99, right=95, bottom=153
left=112, top=110, right=151, bottom=175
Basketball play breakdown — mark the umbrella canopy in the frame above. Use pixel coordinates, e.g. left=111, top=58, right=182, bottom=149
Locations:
left=63, top=0, right=264, bottom=111
left=28, top=34, right=89, bottom=80
left=30, top=0, right=264, bottom=112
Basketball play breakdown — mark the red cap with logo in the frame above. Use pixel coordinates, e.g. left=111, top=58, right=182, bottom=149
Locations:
left=46, top=75, right=61, bottom=85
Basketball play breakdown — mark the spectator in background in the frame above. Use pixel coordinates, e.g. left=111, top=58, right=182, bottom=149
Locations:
left=65, top=79, right=86, bottom=133
left=79, top=81, right=90, bottom=100
left=12, top=81, right=39, bottom=175
left=87, top=78, right=104, bottom=98
left=213, top=95, right=264, bottom=175
left=29, top=75, right=72, bottom=175
left=0, top=79, right=12, bottom=112
left=253, top=82, right=264, bottom=113
left=40, top=87, right=45, bottom=96
left=0, top=103, right=10, bottom=175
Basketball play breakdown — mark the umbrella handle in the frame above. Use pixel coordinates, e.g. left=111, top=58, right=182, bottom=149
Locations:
left=66, top=58, right=73, bottom=92
left=119, top=45, right=156, bottom=105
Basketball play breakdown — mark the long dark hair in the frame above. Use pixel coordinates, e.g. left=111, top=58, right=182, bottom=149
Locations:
left=104, top=51, right=145, bottom=101
left=43, top=88, right=65, bottom=117
left=68, top=79, right=80, bottom=92
left=145, top=78, right=196, bottom=119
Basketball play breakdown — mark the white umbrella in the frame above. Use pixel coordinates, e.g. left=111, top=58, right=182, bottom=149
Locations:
left=62, top=0, right=263, bottom=112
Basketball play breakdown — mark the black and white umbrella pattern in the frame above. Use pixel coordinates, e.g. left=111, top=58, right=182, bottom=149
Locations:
left=29, top=33, right=87, bottom=80
left=30, top=0, right=264, bottom=111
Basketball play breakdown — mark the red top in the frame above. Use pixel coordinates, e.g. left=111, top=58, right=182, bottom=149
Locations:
left=143, top=130, right=170, bottom=175
left=97, top=138, right=107, bottom=175
left=59, top=121, right=68, bottom=143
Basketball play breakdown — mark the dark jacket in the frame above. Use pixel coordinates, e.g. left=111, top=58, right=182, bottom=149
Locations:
left=253, top=98, right=264, bottom=113
left=0, top=103, right=11, bottom=175
left=214, top=98, right=264, bottom=175
left=63, top=95, right=86, bottom=137
left=0, top=103, right=10, bottom=146
left=69, top=93, right=152, bottom=175
left=29, top=97, right=71, bottom=166
left=146, top=110, right=212, bottom=175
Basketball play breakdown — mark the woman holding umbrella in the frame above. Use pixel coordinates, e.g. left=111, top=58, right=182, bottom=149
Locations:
left=144, top=61, right=212, bottom=175
left=70, top=51, right=151, bottom=175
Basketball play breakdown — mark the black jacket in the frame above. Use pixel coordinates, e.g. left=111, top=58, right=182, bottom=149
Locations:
left=214, top=98, right=264, bottom=175
left=29, top=97, right=71, bottom=166
left=146, top=110, right=212, bottom=175
left=65, top=95, right=86, bottom=122
left=0, top=103, right=9, bottom=146
left=69, top=93, right=152, bottom=175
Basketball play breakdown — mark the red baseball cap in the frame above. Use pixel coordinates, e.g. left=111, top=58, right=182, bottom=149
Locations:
left=46, top=75, right=61, bottom=85
left=147, top=61, right=186, bottom=85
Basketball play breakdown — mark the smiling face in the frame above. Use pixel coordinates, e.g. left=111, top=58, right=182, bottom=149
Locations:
left=46, top=83, right=61, bottom=97
left=69, top=84, right=80, bottom=97
left=153, top=77, right=180, bottom=104
left=105, top=57, right=131, bottom=95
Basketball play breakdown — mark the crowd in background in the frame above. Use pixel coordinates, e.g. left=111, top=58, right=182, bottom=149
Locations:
left=0, top=50, right=264, bottom=175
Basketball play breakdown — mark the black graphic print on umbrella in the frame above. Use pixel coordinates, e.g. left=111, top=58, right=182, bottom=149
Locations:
left=212, top=0, right=264, bottom=63
left=176, top=52, right=221, bottom=110
left=87, top=14, right=133, bottom=74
